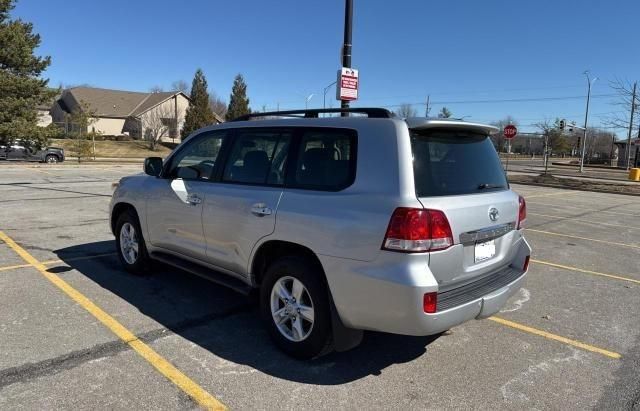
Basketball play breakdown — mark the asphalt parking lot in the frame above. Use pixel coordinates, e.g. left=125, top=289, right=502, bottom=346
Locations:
left=0, top=163, right=638, bottom=410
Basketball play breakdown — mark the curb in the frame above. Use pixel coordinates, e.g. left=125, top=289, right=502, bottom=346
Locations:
left=509, top=180, right=640, bottom=197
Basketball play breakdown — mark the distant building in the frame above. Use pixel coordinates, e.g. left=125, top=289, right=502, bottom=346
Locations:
left=50, top=87, right=223, bottom=141
left=613, top=138, right=640, bottom=169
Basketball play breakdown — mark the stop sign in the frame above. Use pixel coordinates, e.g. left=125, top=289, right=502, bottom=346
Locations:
left=504, top=124, right=517, bottom=139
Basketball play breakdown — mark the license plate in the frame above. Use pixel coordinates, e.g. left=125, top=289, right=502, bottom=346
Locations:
left=475, top=240, right=496, bottom=263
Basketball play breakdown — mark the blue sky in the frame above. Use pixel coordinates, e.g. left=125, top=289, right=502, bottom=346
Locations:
left=13, top=0, right=640, bottom=135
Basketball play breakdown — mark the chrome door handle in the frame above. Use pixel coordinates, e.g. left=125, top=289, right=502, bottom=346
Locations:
left=186, top=194, right=202, bottom=205
left=251, top=203, right=272, bottom=216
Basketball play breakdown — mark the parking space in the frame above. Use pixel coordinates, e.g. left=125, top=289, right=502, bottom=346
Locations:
left=1, top=163, right=639, bottom=409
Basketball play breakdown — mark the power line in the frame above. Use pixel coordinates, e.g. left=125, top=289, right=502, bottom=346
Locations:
left=375, top=94, right=617, bottom=108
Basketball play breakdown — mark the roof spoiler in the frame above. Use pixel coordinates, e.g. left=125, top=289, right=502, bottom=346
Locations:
left=405, top=118, right=500, bottom=135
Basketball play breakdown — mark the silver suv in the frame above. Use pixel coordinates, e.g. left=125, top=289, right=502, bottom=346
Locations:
left=109, top=108, right=531, bottom=359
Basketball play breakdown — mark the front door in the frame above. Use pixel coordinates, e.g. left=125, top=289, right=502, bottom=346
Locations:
left=146, top=130, right=229, bottom=261
left=201, top=128, right=292, bottom=275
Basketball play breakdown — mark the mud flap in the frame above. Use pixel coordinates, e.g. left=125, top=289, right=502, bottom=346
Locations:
left=328, top=293, right=363, bottom=352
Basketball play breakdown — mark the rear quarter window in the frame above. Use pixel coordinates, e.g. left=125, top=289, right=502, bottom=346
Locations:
left=288, top=128, right=357, bottom=191
left=410, top=130, right=508, bottom=197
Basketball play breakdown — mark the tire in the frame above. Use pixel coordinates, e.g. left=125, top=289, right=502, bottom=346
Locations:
left=260, top=256, right=332, bottom=359
left=45, top=154, right=59, bottom=164
left=114, top=209, right=150, bottom=275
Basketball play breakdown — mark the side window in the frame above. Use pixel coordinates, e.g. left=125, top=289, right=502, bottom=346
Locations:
left=292, top=129, right=356, bottom=190
left=222, top=129, right=292, bottom=185
left=168, top=131, right=227, bottom=180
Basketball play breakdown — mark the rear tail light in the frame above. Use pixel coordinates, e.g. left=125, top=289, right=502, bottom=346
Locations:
left=382, top=208, right=453, bottom=252
left=523, top=255, right=530, bottom=272
left=517, top=195, right=526, bottom=229
left=423, top=292, right=437, bottom=313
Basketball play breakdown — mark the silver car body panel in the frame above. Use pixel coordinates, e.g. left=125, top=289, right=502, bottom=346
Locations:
left=110, top=115, right=531, bottom=336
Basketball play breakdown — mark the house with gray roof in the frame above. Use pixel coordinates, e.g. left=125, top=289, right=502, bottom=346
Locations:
left=51, top=87, right=223, bottom=141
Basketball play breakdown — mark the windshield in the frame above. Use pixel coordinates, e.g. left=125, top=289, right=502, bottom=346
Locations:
left=410, top=130, right=508, bottom=197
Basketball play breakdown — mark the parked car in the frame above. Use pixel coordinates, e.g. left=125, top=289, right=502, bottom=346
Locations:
left=109, top=108, right=531, bottom=359
left=0, top=141, right=65, bottom=163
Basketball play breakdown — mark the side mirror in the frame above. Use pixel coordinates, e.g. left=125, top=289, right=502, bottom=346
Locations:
left=144, top=157, right=163, bottom=177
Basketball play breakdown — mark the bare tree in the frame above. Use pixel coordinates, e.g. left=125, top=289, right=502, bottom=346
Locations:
left=171, top=80, right=190, bottom=94
left=209, top=90, right=227, bottom=118
left=397, top=103, right=417, bottom=118
left=490, top=115, right=518, bottom=152
left=149, top=85, right=164, bottom=93
left=534, top=118, right=570, bottom=154
left=140, top=104, right=184, bottom=150
left=605, top=78, right=638, bottom=135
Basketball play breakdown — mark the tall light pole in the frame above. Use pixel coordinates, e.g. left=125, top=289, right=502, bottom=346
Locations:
left=305, top=93, right=314, bottom=109
left=323, top=81, right=337, bottom=109
left=340, top=0, right=353, bottom=115
left=579, top=71, right=597, bottom=173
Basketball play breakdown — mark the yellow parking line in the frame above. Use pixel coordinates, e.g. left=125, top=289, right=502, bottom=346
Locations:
left=0, top=231, right=226, bottom=411
left=0, top=253, right=117, bottom=273
left=489, top=317, right=621, bottom=359
left=0, top=262, right=32, bottom=271
left=528, top=212, right=640, bottom=231
left=525, top=228, right=640, bottom=250
left=527, top=201, right=640, bottom=218
left=531, top=259, right=640, bottom=285
left=40, top=252, right=117, bottom=266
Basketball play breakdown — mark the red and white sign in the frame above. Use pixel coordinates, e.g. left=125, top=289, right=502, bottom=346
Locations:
left=503, top=124, right=518, bottom=139
left=336, top=67, right=359, bottom=101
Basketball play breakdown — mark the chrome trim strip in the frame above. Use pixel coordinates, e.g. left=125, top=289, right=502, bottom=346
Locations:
left=459, top=222, right=515, bottom=244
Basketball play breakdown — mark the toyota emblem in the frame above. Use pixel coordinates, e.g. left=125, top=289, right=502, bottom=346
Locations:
left=489, top=207, right=499, bottom=222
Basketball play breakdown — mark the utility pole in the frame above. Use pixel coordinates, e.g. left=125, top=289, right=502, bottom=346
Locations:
left=425, top=95, right=431, bottom=117
left=340, top=0, right=353, bottom=116
left=625, top=82, right=637, bottom=170
left=579, top=72, right=597, bottom=173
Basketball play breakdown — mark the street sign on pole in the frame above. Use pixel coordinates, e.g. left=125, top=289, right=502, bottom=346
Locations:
left=336, top=67, right=358, bottom=101
left=503, top=124, right=518, bottom=139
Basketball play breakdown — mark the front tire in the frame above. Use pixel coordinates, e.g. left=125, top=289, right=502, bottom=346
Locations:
left=115, top=210, right=150, bottom=275
left=260, top=256, right=332, bottom=359
left=45, top=154, right=59, bottom=164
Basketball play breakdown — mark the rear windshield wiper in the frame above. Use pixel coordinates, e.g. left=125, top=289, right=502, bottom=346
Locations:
left=477, top=183, right=505, bottom=190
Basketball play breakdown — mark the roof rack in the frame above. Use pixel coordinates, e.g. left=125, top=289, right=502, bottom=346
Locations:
left=230, top=107, right=394, bottom=122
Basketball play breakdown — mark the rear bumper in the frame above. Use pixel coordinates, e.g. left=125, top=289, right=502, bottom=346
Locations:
left=318, top=236, right=531, bottom=336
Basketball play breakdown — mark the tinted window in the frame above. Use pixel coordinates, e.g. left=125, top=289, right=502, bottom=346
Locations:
left=223, top=130, right=291, bottom=185
left=411, top=130, right=507, bottom=197
left=169, top=131, right=227, bottom=180
left=292, top=129, right=356, bottom=190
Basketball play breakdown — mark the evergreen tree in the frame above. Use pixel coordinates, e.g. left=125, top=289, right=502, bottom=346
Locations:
left=225, top=74, right=251, bottom=121
left=181, top=68, right=215, bottom=139
left=437, top=107, right=453, bottom=118
left=0, top=0, right=56, bottom=147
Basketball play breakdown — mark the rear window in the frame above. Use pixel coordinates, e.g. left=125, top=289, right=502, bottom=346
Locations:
left=410, top=130, right=507, bottom=197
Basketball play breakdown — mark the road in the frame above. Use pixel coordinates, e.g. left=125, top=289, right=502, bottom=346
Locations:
left=0, top=163, right=638, bottom=409
left=504, top=157, right=634, bottom=182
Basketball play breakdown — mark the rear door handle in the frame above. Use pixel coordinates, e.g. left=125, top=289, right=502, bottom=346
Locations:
left=186, top=194, right=202, bottom=205
left=251, top=203, right=272, bottom=216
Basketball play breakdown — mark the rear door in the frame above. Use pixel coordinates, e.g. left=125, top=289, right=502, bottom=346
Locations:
left=200, top=128, right=292, bottom=275
left=410, top=129, right=520, bottom=290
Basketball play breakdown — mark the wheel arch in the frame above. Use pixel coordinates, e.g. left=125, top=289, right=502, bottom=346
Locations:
left=250, top=240, right=326, bottom=287
left=110, top=202, right=139, bottom=235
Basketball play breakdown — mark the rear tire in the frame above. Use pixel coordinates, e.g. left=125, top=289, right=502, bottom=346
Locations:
left=115, top=210, right=150, bottom=275
left=45, top=154, right=58, bottom=164
left=260, top=256, right=332, bottom=359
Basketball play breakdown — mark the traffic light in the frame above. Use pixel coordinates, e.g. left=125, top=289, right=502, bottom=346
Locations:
left=559, top=119, right=566, bottom=130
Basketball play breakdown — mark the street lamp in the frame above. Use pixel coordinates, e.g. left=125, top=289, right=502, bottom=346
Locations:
left=579, top=71, right=597, bottom=173
left=323, top=81, right=337, bottom=109
left=305, top=93, right=314, bottom=109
